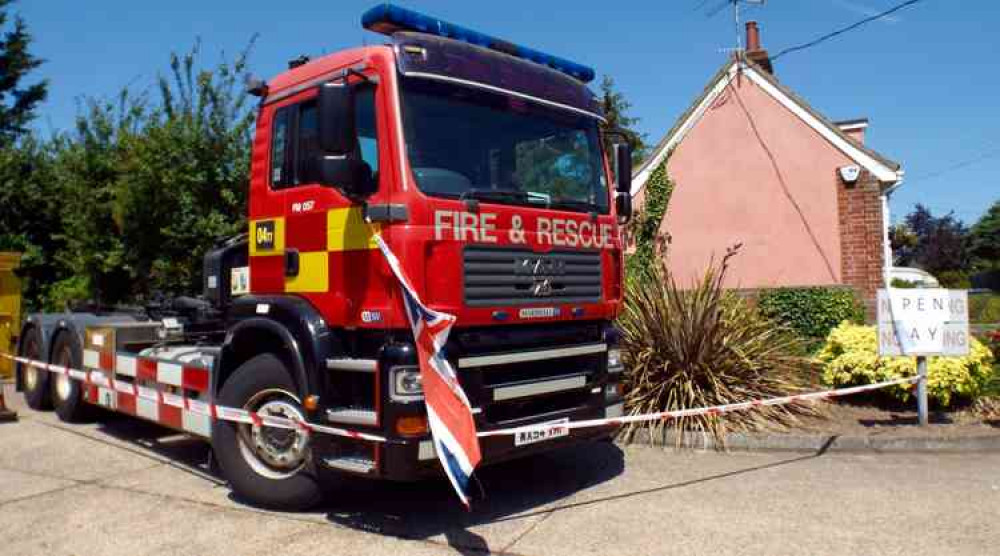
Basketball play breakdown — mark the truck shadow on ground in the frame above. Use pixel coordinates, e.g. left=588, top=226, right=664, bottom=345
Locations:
left=87, top=411, right=223, bottom=484
left=82, top=412, right=833, bottom=556
left=321, top=441, right=625, bottom=554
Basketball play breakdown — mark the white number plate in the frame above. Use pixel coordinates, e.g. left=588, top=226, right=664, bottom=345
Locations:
left=514, top=418, right=569, bottom=446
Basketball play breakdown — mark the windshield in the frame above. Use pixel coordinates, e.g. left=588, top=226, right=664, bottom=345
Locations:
left=399, top=78, right=609, bottom=213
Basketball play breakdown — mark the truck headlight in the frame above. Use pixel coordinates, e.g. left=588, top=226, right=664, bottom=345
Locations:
left=391, top=366, right=423, bottom=402
left=607, top=348, right=624, bottom=373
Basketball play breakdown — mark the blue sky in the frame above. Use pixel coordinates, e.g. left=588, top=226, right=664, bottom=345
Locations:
left=15, top=0, right=1000, bottom=224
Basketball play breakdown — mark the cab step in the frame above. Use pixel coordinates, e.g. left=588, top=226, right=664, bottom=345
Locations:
left=322, top=455, right=375, bottom=474
left=325, top=406, right=377, bottom=426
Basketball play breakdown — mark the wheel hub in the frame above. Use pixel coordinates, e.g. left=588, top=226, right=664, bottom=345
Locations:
left=24, top=366, right=38, bottom=390
left=237, top=391, right=310, bottom=479
left=250, top=400, right=309, bottom=468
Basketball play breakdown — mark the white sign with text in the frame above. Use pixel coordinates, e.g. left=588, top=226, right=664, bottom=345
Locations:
left=877, top=289, right=969, bottom=356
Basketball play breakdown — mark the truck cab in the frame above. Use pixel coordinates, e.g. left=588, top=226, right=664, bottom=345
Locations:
left=16, top=5, right=632, bottom=509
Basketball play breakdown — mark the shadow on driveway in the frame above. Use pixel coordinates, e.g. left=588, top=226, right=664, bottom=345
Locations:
left=62, top=411, right=833, bottom=555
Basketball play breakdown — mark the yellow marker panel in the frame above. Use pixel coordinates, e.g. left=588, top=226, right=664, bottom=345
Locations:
left=249, top=218, right=285, bottom=256
left=285, top=251, right=329, bottom=293
left=327, top=207, right=379, bottom=252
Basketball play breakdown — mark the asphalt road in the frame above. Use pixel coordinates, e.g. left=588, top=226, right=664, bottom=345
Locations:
left=1, top=382, right=998, bottom=555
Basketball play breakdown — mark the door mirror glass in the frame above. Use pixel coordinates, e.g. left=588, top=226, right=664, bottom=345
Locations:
left=614, top=142, right=632, bottom=194
left=316, top=81, right=377, bottom=199
left=318, top=82, right=357, bottom=155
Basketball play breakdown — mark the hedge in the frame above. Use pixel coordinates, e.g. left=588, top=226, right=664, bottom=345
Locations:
left=758, top=287, right=865, bottom=339
left=817, top=322, right=995, bottom=407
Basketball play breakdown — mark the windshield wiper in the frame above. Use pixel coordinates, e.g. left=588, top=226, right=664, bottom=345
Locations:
left=459, top=189, right=534, bottom=204
left=547, top=197, right=601, bottom=212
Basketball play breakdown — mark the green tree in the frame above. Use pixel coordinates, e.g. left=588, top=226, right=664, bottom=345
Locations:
left=968, top=201, right=1000, bottom=267
left=114, top=41, right=255, bottom=298
left=47, top=41, right=256, bottom=306
left=893, top=204, right=969, bottom=278
left=0, top=135, right=69, bottom=310
left=0, top=0, right=47, bottom=146
left=598, top=75, right=647, bottom=166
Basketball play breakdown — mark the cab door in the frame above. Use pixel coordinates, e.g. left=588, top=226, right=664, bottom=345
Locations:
left=251, top=75, right=387, bottom=325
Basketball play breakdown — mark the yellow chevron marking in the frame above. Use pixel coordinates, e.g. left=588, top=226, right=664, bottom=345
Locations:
left=327, top=207, right=379, bottom=252
left=285, top=251, right=328, bottom=293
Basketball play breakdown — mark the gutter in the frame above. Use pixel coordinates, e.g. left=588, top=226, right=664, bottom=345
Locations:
left=880, top=170, right=905, bottom=286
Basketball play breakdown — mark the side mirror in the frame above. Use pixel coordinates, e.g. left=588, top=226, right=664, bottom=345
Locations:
left=613, top=142, right=632, bottom=223
left=318, top=81, right=357, bottom=154
left=319, top=157, right=376, bottom=201
left=614, top=142, right=632, bottom=194
left=317, top=81, right=375, bottom=199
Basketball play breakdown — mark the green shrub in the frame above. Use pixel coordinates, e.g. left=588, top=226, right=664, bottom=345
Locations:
left=937, top=270, right=971, bottom=289
left=758, top=287, right=865, bottom=339
left=890, top=278, right=919, bottom=289
left=816, top=322, right=995, bottom=407
left=618, top=250, right=816, bottom=446
left=625, top=157, right=673, bottom=277
left=969, top=294, right=1000, bottom=324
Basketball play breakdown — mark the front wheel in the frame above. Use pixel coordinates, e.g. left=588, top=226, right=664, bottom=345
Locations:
left=212, top=353, right=323, bottom=510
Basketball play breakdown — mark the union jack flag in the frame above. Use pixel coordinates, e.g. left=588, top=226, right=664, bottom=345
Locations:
left=375, top=236, right=482, bottom=507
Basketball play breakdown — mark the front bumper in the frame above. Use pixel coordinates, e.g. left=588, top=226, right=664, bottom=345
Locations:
left=377, top=400, right=623, bottom=481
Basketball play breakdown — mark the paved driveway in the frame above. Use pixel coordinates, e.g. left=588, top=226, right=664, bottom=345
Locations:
left=1, top=383, right=998, bottom=555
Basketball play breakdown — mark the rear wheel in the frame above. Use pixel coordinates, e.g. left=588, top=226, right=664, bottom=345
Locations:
left=50, top=332, right=93, bottom=423
left=19, top=327, right=51, bottom=410
left=212, top=353, right=323, bottom=510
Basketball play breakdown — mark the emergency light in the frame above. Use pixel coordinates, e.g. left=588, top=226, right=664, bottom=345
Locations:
left=361, top=4, right=596, bottom=83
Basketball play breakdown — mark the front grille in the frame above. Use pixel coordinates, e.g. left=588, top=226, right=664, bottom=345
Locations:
left=463, top=246, right=602, bottom=306
left=486, top=390, right=591, bottom=425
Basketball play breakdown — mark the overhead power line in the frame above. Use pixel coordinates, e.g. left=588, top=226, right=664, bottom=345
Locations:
left=772, top=0, right=926, bottom=61
left=905, top=145, right=1000, bottom=184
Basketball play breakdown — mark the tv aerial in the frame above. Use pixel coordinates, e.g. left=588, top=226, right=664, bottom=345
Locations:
left=701, top=0, right=767, bottom=53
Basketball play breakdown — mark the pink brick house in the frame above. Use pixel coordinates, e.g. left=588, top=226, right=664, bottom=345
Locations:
left=632, top=22, right=904, bottom=314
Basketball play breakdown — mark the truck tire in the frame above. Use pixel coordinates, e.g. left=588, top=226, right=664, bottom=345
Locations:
left=19, top=327, right=52, bottom=410
left=212, top=353, right=323, bottom=510
left=50, top=332, right=93, bottom=423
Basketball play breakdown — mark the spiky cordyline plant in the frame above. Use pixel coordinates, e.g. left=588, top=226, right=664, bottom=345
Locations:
left=618, top=248, right=817, bottom=446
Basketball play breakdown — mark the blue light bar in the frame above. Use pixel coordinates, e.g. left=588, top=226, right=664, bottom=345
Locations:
left=361, top=4, right=596, bottom=83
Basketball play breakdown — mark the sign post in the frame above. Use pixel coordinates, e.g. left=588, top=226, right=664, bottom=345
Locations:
left=915, top=356, right=928, bottom=426
left=877, top=289, right=969, bottom=427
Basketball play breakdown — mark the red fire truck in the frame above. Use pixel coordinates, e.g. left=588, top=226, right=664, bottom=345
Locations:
left=14, top=5, right=632, bottom=509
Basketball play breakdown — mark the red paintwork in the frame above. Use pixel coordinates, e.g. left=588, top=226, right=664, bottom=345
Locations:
left=249, top=46, right=624, bottom=330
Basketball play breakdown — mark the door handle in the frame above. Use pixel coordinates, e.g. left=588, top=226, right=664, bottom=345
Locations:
left=284, top=249, right=300, bottom=277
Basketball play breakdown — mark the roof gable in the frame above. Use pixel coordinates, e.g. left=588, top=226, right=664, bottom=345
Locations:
left=632, top=57, right=902, bottom=196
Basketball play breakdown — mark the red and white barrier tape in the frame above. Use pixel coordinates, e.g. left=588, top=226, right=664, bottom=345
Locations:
left=3, top=354, right=387, bottom=443
left=478, top=376, right=919, bottom=438
left=3, top=352, right=918, bottom=440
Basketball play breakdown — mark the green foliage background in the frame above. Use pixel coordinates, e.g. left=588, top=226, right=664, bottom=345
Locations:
left=625, top=158, right=673, bottom=277
left=0, top=43, right=255, bottom=310
left=817, top=322, right=995, bottom=407
left=758, top=287, right=865, bottom=339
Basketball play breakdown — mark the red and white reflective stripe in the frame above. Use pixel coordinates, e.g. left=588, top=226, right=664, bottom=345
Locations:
left=4, top=352, right=388, bottom=443
left=477, top=377, right=920, bottom=438
left=115, top=354, right=138, bottom=377
left=3, top=352, right=917, bottom=442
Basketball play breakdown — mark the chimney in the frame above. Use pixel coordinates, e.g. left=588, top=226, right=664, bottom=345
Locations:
left=745, top=21, right=773, bottom=74
left=836, top=118, right=869, bottom=145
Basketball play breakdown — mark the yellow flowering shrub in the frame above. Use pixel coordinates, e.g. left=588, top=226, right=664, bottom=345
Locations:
left=816, top=322, right=995, bottom=407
